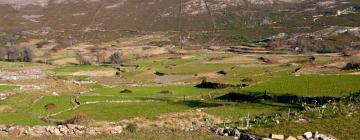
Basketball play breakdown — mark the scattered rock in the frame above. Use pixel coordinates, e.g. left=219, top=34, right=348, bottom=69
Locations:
left=285, top=136, right=297, bottom=140
left=304, top=132, right=313, bottom=139
left=271, top=134, right=285, bottom=140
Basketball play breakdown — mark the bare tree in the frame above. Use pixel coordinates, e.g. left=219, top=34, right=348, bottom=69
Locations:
left=23, top=47, right=33, bottom=62
left=94, top=48, right=105, bottom=64
left=0, top=47, right=6, bottom=61
left=110, top=52, right=123, bottom=64
left=43, top=52, right=50, bottom=64
left=7, top=46, right=21, bottom=61
left=76, top=52, right=91, bottom=65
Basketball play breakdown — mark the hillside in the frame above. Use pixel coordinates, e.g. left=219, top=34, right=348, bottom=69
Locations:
left=0, top=0, right=359, bottom=46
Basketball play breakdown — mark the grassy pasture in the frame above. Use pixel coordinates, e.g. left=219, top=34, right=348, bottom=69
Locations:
left=54, top=102, right=191, bottom=121
left=31, top=96, right=74, bottom=115
left=0, top=112, right=47, bottom=126
left=0, top=85, right=18, bottom=92
left=159, top=62, right=233, bottom=75
left=237, top=75, right=360, bottom=97
left=90, top=85, right=212, bottom=100
left=204, top=101, right=298, bottom=120
left=252, top=114, right=360, bottom=140
left=49, top=65, right=114, bottom=75
left=214, top=66, right=298, bottom=84
left=0, top=61, right=44, bottom=71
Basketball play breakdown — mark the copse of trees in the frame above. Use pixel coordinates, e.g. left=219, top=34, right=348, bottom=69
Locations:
left=0, top=46, right=33, bottom=62
left=75, top=51, right=125, bottom=65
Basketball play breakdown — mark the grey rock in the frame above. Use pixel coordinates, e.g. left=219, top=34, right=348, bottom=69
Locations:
left=303, top=132, right=313, bottom=139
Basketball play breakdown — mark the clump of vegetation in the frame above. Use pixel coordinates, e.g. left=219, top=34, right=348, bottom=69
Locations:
left=343, top=62, right=360, bottom=70
left=217, top=70, right=227, bottom=75
left=242, top=77, right=253, bottom=82
left=36, top=40, right=49, bottom=48
left=1, top=46, right=34, bottom=62
left=44, top=103, right=56, bottom=110
left=159, top=90, right=172, bottom=94
left=76, top=52, right=91, bottom=65
left=126, top=123, right=138, bottom=133
left=110, top=52, right=123, bottom=64
left=149, top=40, right=173, bottom=47
left=155, top=71, right=166, bottom=76
left=343, top=56, right=360, bottom=70
left=64, top=114, right=89, bottom=124
left=120, top=89, right=133, bottom=93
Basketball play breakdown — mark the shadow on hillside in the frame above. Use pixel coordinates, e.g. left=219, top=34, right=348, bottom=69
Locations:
left=216, top=91, right=345, bottom=105
left=181, top=100, right=223, bottom=108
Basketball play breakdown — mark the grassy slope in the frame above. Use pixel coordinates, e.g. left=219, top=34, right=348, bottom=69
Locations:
left=204, top=102, right=295, bottom=120
left=239, top=75, right=360, bottom=97
left=54, top=102, right=191, bottom=121
left=252, top=114, right=360, bottom=140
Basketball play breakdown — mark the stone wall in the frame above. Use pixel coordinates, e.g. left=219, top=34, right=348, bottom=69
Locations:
left=0, top=124, right=123, bottom=137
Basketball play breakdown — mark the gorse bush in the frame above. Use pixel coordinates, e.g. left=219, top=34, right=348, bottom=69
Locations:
left=126, top=123, right=138, bottom=133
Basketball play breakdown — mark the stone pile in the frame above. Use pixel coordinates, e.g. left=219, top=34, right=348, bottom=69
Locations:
left=0, top=93, right=16, bottom=100
left=209, top=126, right=337, bottom=140
left=0, top=124, right=123, bottom=137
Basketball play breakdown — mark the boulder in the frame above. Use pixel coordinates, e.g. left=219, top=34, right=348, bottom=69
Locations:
left=271, top=134, right=285, bottom=140
left=66, top=124, right=76, bottom=129
left=285, top=136, right=297, bottom=140
left=296, top=135, right=305, bottom=140
left=53, top=128, right=61, bottom=135
left=8, top=127, right=23, bottom=136
left=216, top=128, right=225, bottom=136
left=318, top=135, right=337, bottom=140
left=303, top=132, right=313, bottom=139
left=86, top=128, right=97, bottom=135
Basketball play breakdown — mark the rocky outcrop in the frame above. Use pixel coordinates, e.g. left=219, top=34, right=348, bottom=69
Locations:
left=0, top=124, right=123, bottom=137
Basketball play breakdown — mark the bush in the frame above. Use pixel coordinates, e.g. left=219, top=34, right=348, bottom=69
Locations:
left=65, top=114, right=89, bottom=124
left=242, top=77, right=253, bottom=82
left=126, top=123, right=138, bottom=133
left=159, top=90, right=172, bottom=94
left=44, top=103, right=56, bottom=110
left=120, top=89, right=133, bottom=93
left=110, top=52, right=123, bottom=64
left=343, top=62, right=360, bottom=70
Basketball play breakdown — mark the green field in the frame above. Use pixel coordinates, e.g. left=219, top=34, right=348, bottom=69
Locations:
left=204, top=102, right=298, bottom=120
left=49, top=65, right=115, bottom=75
left=236, top=75, right=360, bottom=97
left=89, top=85, right=212, bottom=99
left=0, top=85, right=18, bottom=92
left=54, top=102, right=191, bottom=121
left=31, top=96, right=74, bottom=115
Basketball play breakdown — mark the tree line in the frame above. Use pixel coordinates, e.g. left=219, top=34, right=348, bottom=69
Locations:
left=0, top=46, right=33, bottom=62
left=76, top=51, right=124, bottom=65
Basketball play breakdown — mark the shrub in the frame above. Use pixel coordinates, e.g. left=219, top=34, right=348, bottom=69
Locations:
left=65, top=114, right=89, bottom=124
left=343, top=62, right=360, bottom=70
left=159, top=90, right=172, bottom=94
left=126, top=123, right=138, bottom=133
left=217, top=70, right=227, bottom=75
left=23, top=47, right=33, bottom=62
left=155, top=71, right=166, bottom=76
left=110, top=52, right=123, bottom=64
left=242, top=77, right=253, bottom=82
left=120, top=89, right=133, bottom=93
left=44, top=103, right=56, bottom=110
